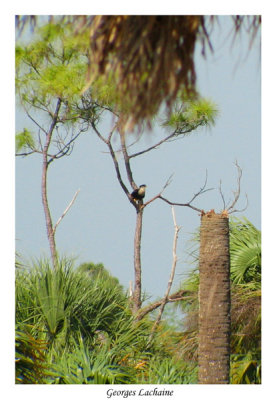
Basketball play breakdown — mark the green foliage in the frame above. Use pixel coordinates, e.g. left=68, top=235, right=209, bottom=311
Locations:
left=77, top=262, right=123, bottom=290
left=90, top=76, right=121, bottom=109
left=230, top=217, right=261, bottom=285
left=163, top=97, right=218, bottom=134
left=50, top=336, right=135, bottom=384
left=15, top=257, right=149, bottom=383
left=15, top=258, right=128, bottom=348
left=15, top=256, right=198, bottom=384
left=231, top=353, right=261, bottom=384
left=16, top=22, right=89, bottom=106
left=231, top=286, right=261, bottom=377
left=32, top=263, right=68, bottom=338
left=137, top=357, right=197, bottom=384
left=15, top=325, right=52, bottom=384
left=38, top=63, right=87, bottom=98
left=48, top=314, right=154, bottom=384
left=15, top=129, right=35, bottom=152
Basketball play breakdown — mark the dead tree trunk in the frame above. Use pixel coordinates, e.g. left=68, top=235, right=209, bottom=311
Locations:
left=198, top=211, right=231, bottom=384
left=132, top=206, right=143, bottom=313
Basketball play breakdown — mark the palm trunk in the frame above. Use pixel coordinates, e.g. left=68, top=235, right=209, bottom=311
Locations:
left=198, top=212, right=231, bottom=384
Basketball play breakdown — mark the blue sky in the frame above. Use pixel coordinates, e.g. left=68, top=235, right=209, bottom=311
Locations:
left=15, top=16, right=261, bottom=301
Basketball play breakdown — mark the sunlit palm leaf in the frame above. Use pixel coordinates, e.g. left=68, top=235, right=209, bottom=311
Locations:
left=230, top=217, right=261, bottom=284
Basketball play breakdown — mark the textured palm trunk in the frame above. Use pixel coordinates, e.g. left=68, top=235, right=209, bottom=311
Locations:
left=198, top=212, right=231, bottom=384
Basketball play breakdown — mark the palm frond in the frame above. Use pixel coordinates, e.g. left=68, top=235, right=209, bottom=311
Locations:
left=230, top=217, right=261, bottom=284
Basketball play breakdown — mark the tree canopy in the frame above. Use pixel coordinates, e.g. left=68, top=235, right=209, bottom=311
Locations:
left=16, top=15, right=261, bottom=132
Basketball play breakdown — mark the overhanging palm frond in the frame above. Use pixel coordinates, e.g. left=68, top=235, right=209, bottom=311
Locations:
left=85, top=15, right=261, bottom=131
left=16, top=15, right=261, bottom=132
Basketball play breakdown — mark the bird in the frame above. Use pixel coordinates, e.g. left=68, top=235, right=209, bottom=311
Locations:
left=131, top=184, right=147, bottom=202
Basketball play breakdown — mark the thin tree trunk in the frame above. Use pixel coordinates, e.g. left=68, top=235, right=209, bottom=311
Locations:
left=132, top=207, right=143, bottom=313
left=41, top=98, right=61, bottom=268
left=41, top=157, right=57, bottom=268
left=198, top=212, right=231, bottom=384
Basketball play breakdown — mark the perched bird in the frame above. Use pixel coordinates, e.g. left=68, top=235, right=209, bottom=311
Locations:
left=131, top=184, right=147, bottom=202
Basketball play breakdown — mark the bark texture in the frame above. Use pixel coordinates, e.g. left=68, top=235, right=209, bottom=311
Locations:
left=41, top=98, right=61, bottom=269
left=132, top=207, right=143, bottom=313
left=41, top=156, right=57, bottom=268
left=198, top=212, right=231, bottom=384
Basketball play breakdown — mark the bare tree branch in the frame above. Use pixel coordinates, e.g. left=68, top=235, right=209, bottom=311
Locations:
left=227, top=161, right=242, bottom=211
left=128, top=281, right=133, bottom=298
left=16, top=150, right=37, bottom=157
left=93, top=100, right=119, bottom=117
left=228, top=193, right=248, bottom=214
left=119, top=131, right=137, bottom=189
left=219, top=179, right=226, bottom=210
left=91, top=120, right=110, bottom=144
left=136, top=289, right=193, bottom=321
left=19, top=95, right=49, bottom=115
left=48, top=127, right=87, bottom=164
left=53, top=189, right=80, bottom=234
left=108, top=143, right=131, bottom=198
left=159, top=196, right=204, bottom=213
left=129, top=129, right=178, bottom=158
left=101, top=129, right=144, bottom=155
left=226, top=161, right=248, bottom=214
left=128, top=116, right=206, bottom=159
left=186, top=170, right=211, bottom=204
left=38, top=129, right=43, bottom=152
left=17, top=103, right=87, bottom=163
left=90, top=121, right=137, bottom=206
left=147, top=207, right=181, bottom=341
left=25, top=108, right=48, bottom=135
left=142, top=174, right=174, bottom=208
left=143, top=171, right=213, bottom=213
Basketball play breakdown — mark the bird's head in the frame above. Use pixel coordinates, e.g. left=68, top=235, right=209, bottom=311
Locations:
left=138, top=184, right=146, bottom=196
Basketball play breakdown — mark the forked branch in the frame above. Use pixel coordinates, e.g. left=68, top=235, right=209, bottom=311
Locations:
left=143, top=170, right=213, bottom=213
left=219, top=161, right=248, bottom=214
left=90, top=121, right=134, bottom=203
left=142, top=174, right=174, bottom=208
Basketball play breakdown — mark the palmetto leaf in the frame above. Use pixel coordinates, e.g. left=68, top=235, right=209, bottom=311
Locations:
left=231, top=353, right=261, bottom=384
left=230, top=217, right=261, bottom=285
left=15, top=325, right=53, bottom=384
left=50, top=334, right=136, bottom=384
left=33, top=266, right=66, bottom=335
left=16, top=257, right=130, bottom=343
